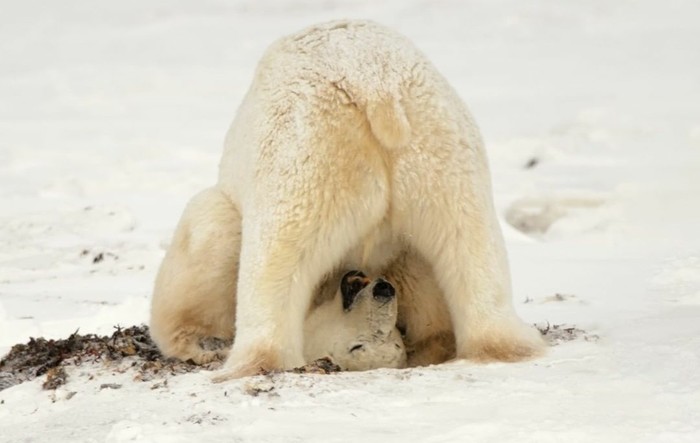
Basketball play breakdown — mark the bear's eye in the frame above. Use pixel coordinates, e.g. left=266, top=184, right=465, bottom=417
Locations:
left=349, top=344, right=364, bottom=352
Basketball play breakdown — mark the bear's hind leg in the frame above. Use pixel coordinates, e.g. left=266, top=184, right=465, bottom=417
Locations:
left=393, top=144, right=545, bottom=363
left=149, top=187, right=241, bottom=364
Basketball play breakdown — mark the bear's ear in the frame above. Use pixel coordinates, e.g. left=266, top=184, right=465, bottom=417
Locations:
left=341, top=270, right=370, bottom=310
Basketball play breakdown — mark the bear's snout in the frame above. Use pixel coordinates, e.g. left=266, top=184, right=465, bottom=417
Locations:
left=372, top=279, right=395, bottom=300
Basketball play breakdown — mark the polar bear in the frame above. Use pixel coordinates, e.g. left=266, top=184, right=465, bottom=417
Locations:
left=149, top=19, right=545, bottom=380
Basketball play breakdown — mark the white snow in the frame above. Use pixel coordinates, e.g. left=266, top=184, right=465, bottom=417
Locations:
left=1, top=0, right=699, bottom=441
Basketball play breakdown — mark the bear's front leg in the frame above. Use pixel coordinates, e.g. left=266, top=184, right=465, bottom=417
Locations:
left=212, top=212, right=312, bottom=379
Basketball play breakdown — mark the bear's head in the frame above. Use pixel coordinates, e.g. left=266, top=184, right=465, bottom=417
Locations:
left=304, top=270, right=406, bottom=371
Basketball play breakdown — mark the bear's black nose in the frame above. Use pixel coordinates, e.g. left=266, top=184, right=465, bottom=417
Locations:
left=373, top=279, right=395, bottom=300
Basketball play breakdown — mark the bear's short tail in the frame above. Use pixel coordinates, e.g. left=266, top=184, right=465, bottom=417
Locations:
left=366, top=97, right=411, bottom=149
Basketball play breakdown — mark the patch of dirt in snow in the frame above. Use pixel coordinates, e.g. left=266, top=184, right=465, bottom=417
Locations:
left=0, top=325, right=212, bottom=392
left=0, top=325, right=341, bottom=392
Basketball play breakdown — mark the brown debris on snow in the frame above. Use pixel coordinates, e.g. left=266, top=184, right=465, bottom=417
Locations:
left=292, top=357, right=342, bottom=375
left=536, top=322, right=600, bottom=344
left=253, top=357, right=343, bottom=377
left=42, top=367, right=68, bottom=390
left=243, top=377, right=276, bottom=397
left=0, top=325, right=208, bottom=391
left=0, top=326, right=345, bottom=392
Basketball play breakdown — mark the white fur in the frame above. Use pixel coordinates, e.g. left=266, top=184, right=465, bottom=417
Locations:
left=149, top=20, right=545, bottom=380
left=304, top=279, right=406, bottom=371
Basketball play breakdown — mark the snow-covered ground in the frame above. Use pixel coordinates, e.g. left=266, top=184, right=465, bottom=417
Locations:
left=1, top=0, right=699, bottom=441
